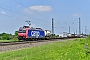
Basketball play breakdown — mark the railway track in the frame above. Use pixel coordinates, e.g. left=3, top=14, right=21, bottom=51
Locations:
left=0, top=38, right=82, bottom=52
left=0, top=38, right=77, bottom=46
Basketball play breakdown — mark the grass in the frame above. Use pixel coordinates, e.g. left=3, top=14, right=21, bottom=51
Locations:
left=0, top=38, right=90, bottom=60
left=0, top=40, right=18, bottom=42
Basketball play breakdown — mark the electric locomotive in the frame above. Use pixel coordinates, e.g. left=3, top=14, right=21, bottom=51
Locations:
left=18, top=26, right=51, bottom=41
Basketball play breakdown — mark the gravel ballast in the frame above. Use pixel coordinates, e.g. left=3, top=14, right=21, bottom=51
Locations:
left=0, top=39, right=75, bottom=52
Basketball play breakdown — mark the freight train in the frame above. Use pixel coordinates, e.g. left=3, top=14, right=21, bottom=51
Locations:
left=18, top=25, right=86, bottom=41
left=18, top=26, right=51, bottom=41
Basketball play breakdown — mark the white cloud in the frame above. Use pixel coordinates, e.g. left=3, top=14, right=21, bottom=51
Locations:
left=24, top=5, right=52, bottom=14
left=24, top=8, right=34, bottom=14
left=73, top=14, right=82, bottom=17
left=1, top=11, right=6, bottom=15
left=29, top=5, right=52, bottom=12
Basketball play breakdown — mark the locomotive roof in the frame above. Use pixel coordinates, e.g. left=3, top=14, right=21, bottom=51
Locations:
left=30, top=28, right=43, bottom=30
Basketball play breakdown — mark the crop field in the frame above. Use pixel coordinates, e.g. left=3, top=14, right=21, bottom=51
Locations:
left=0, top=37, right=90, bottom=60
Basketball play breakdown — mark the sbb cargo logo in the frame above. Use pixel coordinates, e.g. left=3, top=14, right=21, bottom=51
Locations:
left=31, top=31, right=40, bottom=36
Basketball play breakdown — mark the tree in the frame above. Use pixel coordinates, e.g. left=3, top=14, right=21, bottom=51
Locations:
left=15, top=31, right=18, bottom=36
left=1, top=33, right=11, bottom=40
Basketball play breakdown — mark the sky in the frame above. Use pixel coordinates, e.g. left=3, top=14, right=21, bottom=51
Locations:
left=0, top=0, right=90, bottom=35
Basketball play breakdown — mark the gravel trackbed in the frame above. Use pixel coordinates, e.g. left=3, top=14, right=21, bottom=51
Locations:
left=0, top=39, right=75, bottom=52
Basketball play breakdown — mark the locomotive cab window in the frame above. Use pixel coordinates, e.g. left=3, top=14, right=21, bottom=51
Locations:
left=19, top=30, right=26, bottom=33
left=23, top=30, right=26, bottom=33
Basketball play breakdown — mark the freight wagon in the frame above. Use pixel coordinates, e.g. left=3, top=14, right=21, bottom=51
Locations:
left=59, top=32, right=67, bottom=38
left=18, top=26, right=51, bottom=40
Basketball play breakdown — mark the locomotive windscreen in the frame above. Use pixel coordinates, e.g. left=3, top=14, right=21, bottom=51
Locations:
left=19, top=30, right=26, bottom=33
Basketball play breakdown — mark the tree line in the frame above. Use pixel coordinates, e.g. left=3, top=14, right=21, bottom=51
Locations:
left=0, top=31, right=18, bottom=40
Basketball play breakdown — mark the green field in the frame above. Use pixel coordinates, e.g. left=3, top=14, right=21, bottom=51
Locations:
left=0, top=40, right=18, bottom=42
left=0, top=37, right=90, bottom=60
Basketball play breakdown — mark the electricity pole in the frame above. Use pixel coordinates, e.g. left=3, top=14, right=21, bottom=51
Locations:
left=85, top=26, right=87, bottom=35
left=79, top=17, right=81, bottom=35
left=76, top=29, right=77, bottom=34
left=69, top=26, right=70, bottom=33
left=52, top=18, right=54, bottom=35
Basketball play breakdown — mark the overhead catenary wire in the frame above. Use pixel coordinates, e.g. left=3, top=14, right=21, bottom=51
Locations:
left=0, top=6, right=38, bottom=20
left=12, top=0, right=52, bottom=28
left=0, top=2, right=50, bottom=24
left=0, top=13, right=50, bottom=27
left=0, top=13, right=26, bottom=20
left=13, top=0, right=26, bottom=7
left=0, top=6, right=51, bottom=27
left=55, top=20, right=78, bottom=33
left=0, top=0, right=60, bottom=32
left=12, top=0, right=54, bottom=30
left=13, top=0, right=51, bottom=19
